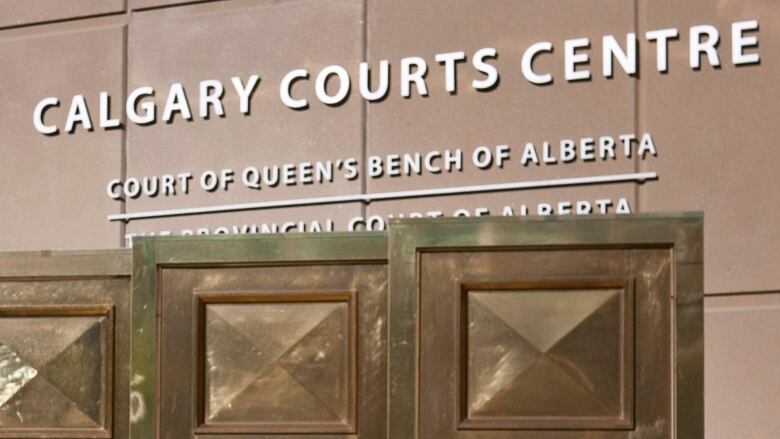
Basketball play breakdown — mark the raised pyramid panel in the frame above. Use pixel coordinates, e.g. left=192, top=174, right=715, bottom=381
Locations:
left=40, top=320, right=104, bottom=425
left=200, top=295, right=355, bottom=433
left=546, top=293, right=628, bottom=413
left=462, top=283, right=633, bottom=430
left=466, top=298, right=542, bottom=416
left=478, top=356, right=613, bottom=418
left=204, top=309, right=282, bottom=420
left=0, top=310, right=110, bottom=436
left=0, top=316, right=98, bottom=370
left=473, top=289, right=617, bottom=352
left=209, top=365, right=339, bottom=424
left=277, top=305, right=350, bottom=419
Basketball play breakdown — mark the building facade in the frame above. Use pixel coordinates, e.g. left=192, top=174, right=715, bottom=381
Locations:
left=0, top=0, right=778, bottom=437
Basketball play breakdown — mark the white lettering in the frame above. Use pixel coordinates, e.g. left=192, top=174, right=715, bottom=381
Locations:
left=33, top=97, right=59, bottom=134
left=690, top=25, right=721, bottom=69
left=231, top=75, right=260, bottom=114
left=64, top=95, right=92, bottom=133
left=522, top=42, right=554, bottom=84
left=435, top=51, right=466, bottom=93
left=315, top=65, right=350, bottom=105
left=360, top=60, right=390, bottom=101
left=645, top=28, right=679, bottom=72
left=199, top=79, right=225, bottom=118
left=280, top=69, right=309, bottom=109
left=401, top=57, right=429, bottom=97
left=162, top=83, right=192, bottom=122
left=127, top=86, right=155, bottom=125
left=603, top=33, right=637, bottom=77
left=472, top=47, right=499, bottom=90
left=565, top=38, right=591, bottom=81
left=732, top=20, right=760, bottom=65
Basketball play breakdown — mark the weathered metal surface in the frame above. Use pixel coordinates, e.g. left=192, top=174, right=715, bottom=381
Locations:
left=0, top=215, right=676, bottom=438
left=131, top=233, right=387, bottom=438
left=0, top=314, right=107, bottom=430
left=465, top=287, right=630, bottom=428
left=201, top=295, right=353, bottom=431
left=0, top=250, right=130, bottom=439
left=388, top=214, right=703, bottom=439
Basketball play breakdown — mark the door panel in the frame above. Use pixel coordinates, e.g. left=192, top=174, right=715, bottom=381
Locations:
left=130, top=234, right=388, bottom=439
left=0, top=250, right=131, bottom=439
left=420, top=249, right=666, bottom=438
left=129, top=215, right=702, bottom=439
left=196, top=291, right=356, bottom=433
left=162, top=266, right=384, bottom=437
left=389, top=215, right=703, bottom=439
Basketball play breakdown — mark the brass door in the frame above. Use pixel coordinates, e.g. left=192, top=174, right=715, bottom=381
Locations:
left=130, top=234, right=388, bottom=439
left=0, top=250, right=131, bottom=439
left=388, top=215, right=703, bottom=439
left=130, top=214, right=703, bottom=439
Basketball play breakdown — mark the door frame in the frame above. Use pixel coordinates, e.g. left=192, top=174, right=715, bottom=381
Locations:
left=388, top=213, right=704, bottom=439
left=129, top=232, right=387, bottom=439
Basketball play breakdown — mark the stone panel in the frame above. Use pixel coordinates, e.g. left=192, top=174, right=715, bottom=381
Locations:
left=366, top=0, right=640, bottom=224
left=0, top=18, right=125, bottom=250
left=0, top=0, right=124, bottom=29
left=639, top=0, right=780, bottom=293
left=704, top=293, right=780, bottom=439
left=132, top=0, right=217, bottom=11
left=124, top=0, right=364, bottom=238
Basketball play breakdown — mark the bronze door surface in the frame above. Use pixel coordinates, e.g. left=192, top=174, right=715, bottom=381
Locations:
left=129, top=215, right=703, bottom=439
left=0, top=250, right=131, bottom=439
left=131, top=233, right=388, bottom=439
left=389, top=215, right=703, bottom=439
